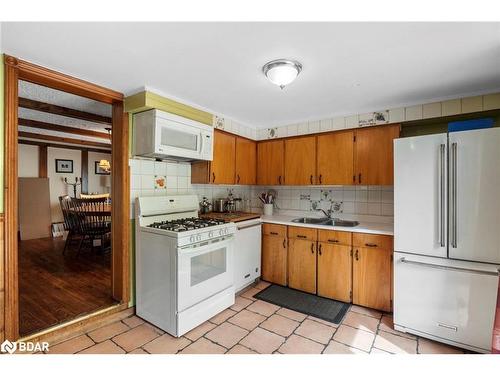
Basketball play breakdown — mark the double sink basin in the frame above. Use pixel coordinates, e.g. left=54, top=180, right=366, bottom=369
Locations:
left=291, top=217, right=359, bottom=227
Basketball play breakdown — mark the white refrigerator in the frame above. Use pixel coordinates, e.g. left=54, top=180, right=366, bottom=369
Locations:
left=394, top=127, right=500, bottom=353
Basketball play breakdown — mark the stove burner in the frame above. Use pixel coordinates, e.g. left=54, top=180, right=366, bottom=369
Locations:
left=147, top=217, right=226, bottom=232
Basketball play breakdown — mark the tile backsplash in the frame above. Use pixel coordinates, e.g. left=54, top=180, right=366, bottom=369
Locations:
left=130, top=158, right=393, bottom=220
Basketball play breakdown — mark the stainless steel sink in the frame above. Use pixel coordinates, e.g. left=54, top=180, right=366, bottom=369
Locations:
left=292, top=217, right=359, bottom=227
left=291, top=217, right=331, bottom=224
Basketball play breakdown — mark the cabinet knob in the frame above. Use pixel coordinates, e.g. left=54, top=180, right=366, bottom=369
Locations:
left=358, top=173, right=362, bottom=184
left=283, top=239, right=286, bottom=248
left=310, top=175, right=313, bottom=184
left=310, top=243, right=314, bottom=254
left=355, top=249, right=359, bottom=261
left=319, top=174, right=322, bottom=184
left=278, top=175, right=282, bottom=185
left=212, top=172, right=216, bottom=183
left=237, top=174, right=240, bottom=184
left=318, top=244, right=322, bottom=256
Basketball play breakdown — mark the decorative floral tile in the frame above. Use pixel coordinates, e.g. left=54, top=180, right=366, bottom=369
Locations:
left=267, top=128, right=278, bottom=138
left=154, top=175, right=167, bottom=190
left=214, top=116, right=225, bottom=129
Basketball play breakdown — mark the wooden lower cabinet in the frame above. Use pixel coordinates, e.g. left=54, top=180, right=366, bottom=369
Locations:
left=352, top=246, right=392, bottom=312
left=287, top=238, right=317, bottom=294
left=317, top=243, right=352, bottom=302
left=261, top=234, right=287, bottom=286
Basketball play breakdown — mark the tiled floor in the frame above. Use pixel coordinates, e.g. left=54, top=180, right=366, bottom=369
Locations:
left=45, top=281, right=467, bottom=354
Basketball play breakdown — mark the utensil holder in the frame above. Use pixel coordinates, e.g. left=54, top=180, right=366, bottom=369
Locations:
left=263, top=203, right=273, bottom=216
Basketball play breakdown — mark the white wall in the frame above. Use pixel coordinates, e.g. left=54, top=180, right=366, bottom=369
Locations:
left=48, top=147, right=81, bottom=223
left=88, top=151, right=111, bottom=194
left=18, top=144, right=39, bottom=177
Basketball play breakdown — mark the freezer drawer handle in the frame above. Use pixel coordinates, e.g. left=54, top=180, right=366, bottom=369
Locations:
left=437, top=322, right=458, bottom=332
left=400, top=257, right=500, bottom=277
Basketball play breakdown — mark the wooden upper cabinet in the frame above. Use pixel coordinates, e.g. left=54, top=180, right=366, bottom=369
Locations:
left=284, top=136, right=317, bottom=185
left=317, top=130, right=354, bottom=185
left=287, top=238, right=317, bottom=294
left=191, top=130, right=236, bottom=184
left=235, top=137, right=256, bottom=185
left=257, top=139, right=284, bottom=185
left=354, top=124, right=400, bottom=185
left=352, top=246, right=392, bottom=312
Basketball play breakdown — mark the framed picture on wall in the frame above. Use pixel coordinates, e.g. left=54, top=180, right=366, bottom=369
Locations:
left=95, top=161, right=111, bottom=175
left=55, top=159, right=73, bottom=173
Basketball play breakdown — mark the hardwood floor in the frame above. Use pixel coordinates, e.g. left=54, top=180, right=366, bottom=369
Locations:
left=19, top=236, right=116, bottom=337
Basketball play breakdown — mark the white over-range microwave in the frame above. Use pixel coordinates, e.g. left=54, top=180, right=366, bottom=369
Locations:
left=133, top=109, right=213, bottom=161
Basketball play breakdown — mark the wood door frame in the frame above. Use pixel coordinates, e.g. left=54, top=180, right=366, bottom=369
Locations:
left=3, top=55, right=130, bottom=340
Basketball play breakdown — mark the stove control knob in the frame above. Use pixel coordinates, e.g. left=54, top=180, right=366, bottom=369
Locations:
left=208, top=231, right=214, bottom=238
left=219, top=229, right=224, bottom=236
left=189, top=235, right=195, bottom=243
left=196, top=234, right=202, bottom=242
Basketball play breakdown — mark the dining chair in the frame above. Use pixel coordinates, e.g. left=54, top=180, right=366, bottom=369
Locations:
left=71, top=197, right=111, bottom=256
left=59, top=195, right=80, bottom=254
left=80, top=193, right=110, bottom=199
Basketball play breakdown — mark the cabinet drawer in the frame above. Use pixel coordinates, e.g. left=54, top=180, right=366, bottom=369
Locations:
left=288, top=226, right=318, bottom=241
left=353, top=233, right=393, bottom=249
left=262, top=223, right=287, bottom=237
left=318, top=229, right=352, bottom=246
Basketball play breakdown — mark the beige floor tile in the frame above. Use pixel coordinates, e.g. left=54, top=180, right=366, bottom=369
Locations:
left=230, top=296, right=254, bottom=312
left=127, top=348, right=148, bottom=354
left=88, top=321, right=130, bottom=343
left=349, top=305, right=383, bottom=319
left=373, top=331, right=417, bottom=354
left=276, top=308, right=307, bottom=322
left=143, top=333, right=191, bottom=354
left=112, top=324, right=161, bottom=352
left=379, top=315, right=416, bottom=340
left=227, top=344, right=258, bottom=354
left=278, top=334, right=324, bottom=354
left=239, top=327, right=285, bottom=354
left=79, top=340, right=125, bottom=354
left=209, top=308, right=237, bottom=325
left=184, top=321, right=217, bottom=341
left=48, top=335, right=95, bottom=354
left=333, top=325, right=374, bottom=352
left=246, top=300, right=280, bottom=317
left=342, top=311, right=379, bottom=333
left=418, top=338, right=464, bottom=354
left=122, top=315, right=145, bottom=328
left=254, top=281, right=271, bottom=290
left=295, top=318, right=336, bottom=344
left=323, top=341, right=365, bottom=354
left=228, top=309, right=267, bottom=330
left=307, top=315, right=339, bottom=328
left=240, top=287, right=260, bottom=300
left=205, top=322, right=249, bottom=349
left=179, top=337, right=226, bottom=354
left=260, top=314, right=300, bottom=337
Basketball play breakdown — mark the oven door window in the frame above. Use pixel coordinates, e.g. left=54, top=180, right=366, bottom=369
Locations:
left=190, top=247, right=226, bottom=286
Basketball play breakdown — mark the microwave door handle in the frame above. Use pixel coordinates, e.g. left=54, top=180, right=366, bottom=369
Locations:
left=198, top=131, right=204, bottom=155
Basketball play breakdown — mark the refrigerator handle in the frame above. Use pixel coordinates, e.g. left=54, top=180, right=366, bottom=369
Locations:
left=439, top=144, right=445, bottom=247
left=451, top=142, right=458, bottom=248
left=400, top=257, right=499, bottom=277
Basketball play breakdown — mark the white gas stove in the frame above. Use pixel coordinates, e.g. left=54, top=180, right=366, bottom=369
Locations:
left=135, top=195, right=236, bottom=337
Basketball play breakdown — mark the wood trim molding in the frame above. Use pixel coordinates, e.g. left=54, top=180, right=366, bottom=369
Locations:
left=19, top=98, right=112, bottom=125
left=4, top=57, right=20, bottom=340
left=38, top=145, right=48, bottom=178
left=81, top=150, right=89, bottom=194
left=5, top=55, right=123, bottom=104
left=18, top=131, right=111, bottom=149
left=19, top=139, right=111, bottom=154
left=18, top=118, right=110, bottom=139
left=111, top=107, right=130, bottom=303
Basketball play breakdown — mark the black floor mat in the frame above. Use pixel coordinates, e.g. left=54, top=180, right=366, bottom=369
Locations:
left=253, top=284, right=350, bottom=324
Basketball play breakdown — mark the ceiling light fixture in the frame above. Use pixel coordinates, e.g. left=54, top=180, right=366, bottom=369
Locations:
left=262, top=59, right=302, bottom=89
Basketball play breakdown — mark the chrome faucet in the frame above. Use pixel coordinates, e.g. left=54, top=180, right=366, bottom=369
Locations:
left=312, top=200, right=342, bottom=218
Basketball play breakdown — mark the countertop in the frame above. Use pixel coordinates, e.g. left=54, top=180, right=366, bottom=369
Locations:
left=200, top=211, right=261, bottom=223
left=260, top=214, right=394, bottom=236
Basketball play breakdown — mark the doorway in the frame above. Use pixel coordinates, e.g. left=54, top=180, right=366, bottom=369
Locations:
left=4, top=55, right=130, bottom=340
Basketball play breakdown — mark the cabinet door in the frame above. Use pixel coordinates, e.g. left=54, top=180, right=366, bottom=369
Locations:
left=257, top=140, right=284, bottom=185
left=354, top=124, right=400, bottom=185
left=211, top=130, right=236, bottom=184
left=235, top=137, right=256, bottom=185
left=317, top=243, right=352, bottom=302
left=261, top=234, right=287, bottom=286
left=353, top=247, right=392, bottom=311
left=288, top=238, right=317, bottom=294
left=284, top=136, right=317, bottom=185
left=317, top=131, right=354, bottom=185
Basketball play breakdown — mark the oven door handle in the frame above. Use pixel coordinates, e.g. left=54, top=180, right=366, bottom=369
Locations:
left=178, top=235, right=234, bottom=255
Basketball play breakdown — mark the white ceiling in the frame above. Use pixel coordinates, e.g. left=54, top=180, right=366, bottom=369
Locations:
left=3, top=22, right=500, bottom=128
